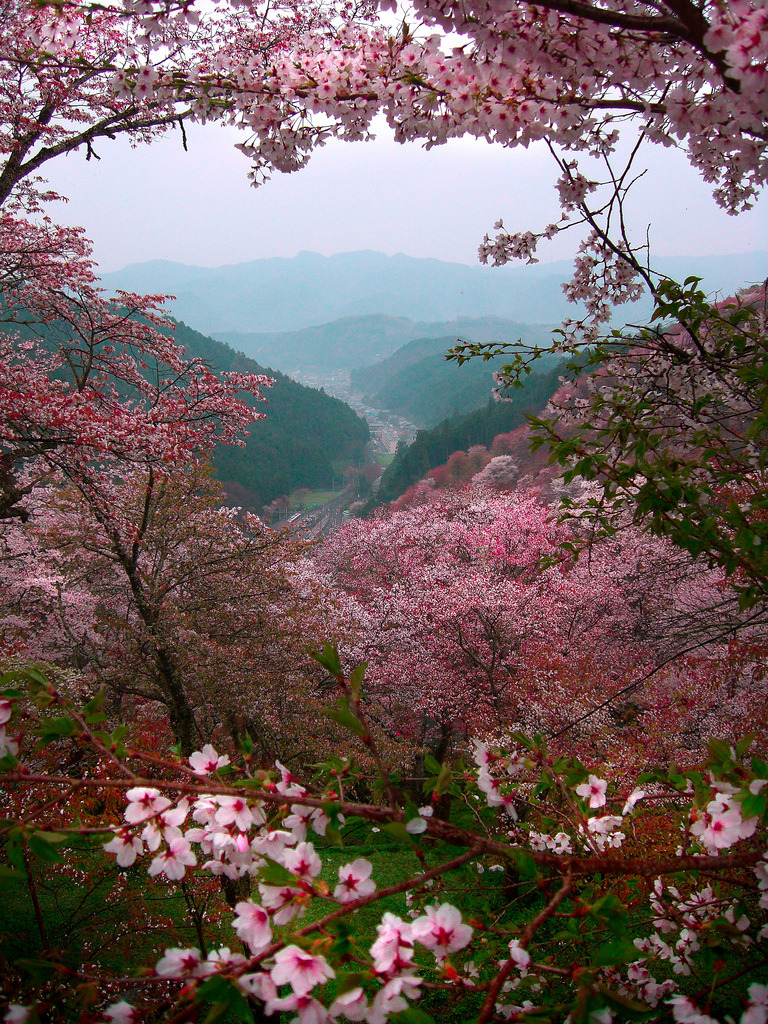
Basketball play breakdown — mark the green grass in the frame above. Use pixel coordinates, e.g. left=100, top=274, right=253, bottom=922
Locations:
left=302, top=829, right=502, bottom=1023
left=291, top=488, right=343, bottom=507
left=0, top=849, right=226, bottom=971
left=376, top=453, right=395, bottom=467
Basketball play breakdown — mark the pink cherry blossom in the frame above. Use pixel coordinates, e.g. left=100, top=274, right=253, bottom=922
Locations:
left=141, top=801, right=188, bottom=851
left=269, top=945, right=335, bottom=996
left=233, top=900, right=272, bottom=953
left=405, top=816, right=428, bottom=834
left=622, top=788, right=646, bottom=815
left=507, top=939, right=531, bottom=974
left=334, top=858, right=376, bottom=903
left=576, top=775, right=608, bottom=809
left=370, top=913, right=415, bottom=974
left=412, top=903, right=473, bottom=959
left=329, top=986, right=369, bottom=1021
left=691, top=795, right=759, bottom=853
left=368, top=975, right=423, bottom=1024
left=198, top=948, right=248, bottom=977
left=188, top=744, right=230, bottom=776
left=103, top=1001, right=137, bottom=1023
left=742, top=984, right=768, bottom=1024
left=265, top=993, right=331, bottom=1023
left=668, top=995, right=720, bottom=1024
left=213, top=795, right=255, bottom=832
left=258, top=883, right=307, bottom=925
left=155, top=948, right=203, bottom=979
left=282, top=841, right=322, bottom=882
left=0, top=699, right=12, bottom=726
left=103, top=829, right=144, bottom=867
left=237, top=972, right=278, bottom=1003
left=124, top=788, right=170, bottom=824
left=0, top=727, right=18, bottom=758
left=147, top=837, right=197, bottom=881
left=3, top=1007, right=31, bottom=1024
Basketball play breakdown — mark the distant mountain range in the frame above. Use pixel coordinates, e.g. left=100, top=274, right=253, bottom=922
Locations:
left=219, top=315, right=564, bottom=373
left=100, top=250, right=768, bottom=343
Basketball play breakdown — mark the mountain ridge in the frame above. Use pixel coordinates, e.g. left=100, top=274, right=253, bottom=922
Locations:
left=100, top=249, right=768, bottom=339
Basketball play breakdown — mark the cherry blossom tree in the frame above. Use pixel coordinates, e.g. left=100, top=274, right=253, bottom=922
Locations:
left=527, top=281, right=768, bottom=608
left=0, top=464, right=353, bottom=760
left=317, top=487, right=765, bottom=770
left=0, top=198, right=274, bottom=524
left=0, top=0, right=347, bottom=207
left=0, top=1, right=766, bottom=1019
left=138, top=0, right=767, bottom=215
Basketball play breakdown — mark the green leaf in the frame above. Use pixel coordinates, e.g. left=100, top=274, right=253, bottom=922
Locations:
left=311, top=643, right=342, bottom=676
left=33, top=830, right=69, bottom=844
left=0, top=866, right=24, bottom=884
left=348, top=662, right=367, bottom=698
left=37, top=715, right=77, bottom=743
left=324, top=825, right=344, bottom=849
left=324, top=700, right=366, bottom=739
left=1, top=666, right=49, bottom=692
left=381, top=822, right=411, bottom=843
left=592, top=938, right=641, bottom=966
left=239, top=729, right=253, bottom=756
left=258, top=861, right=297, bottom=887
left=197, top=976, right=255, bottom=1023
left=740, top=791, right=766, bottom=820
left=390, top=1009, right=436, bottom=1024
left=15, top=958, right=59, bottom=983
left=28, top=833, right=67, bottom=863
left=707, top=738, right=733, bottom=767
left=335, top=972, right=368, bottom=997
left=329, top=920, right=354, bottom=958
left=735, top=735, right=757, bottom=758
left=587, top=894, right=628, bottom=934
left=82, top=689, right=106, bottom=720
left=432, top=761, right=453, bottom=797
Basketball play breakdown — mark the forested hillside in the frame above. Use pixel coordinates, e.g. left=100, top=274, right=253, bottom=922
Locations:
left=371, top=360, right=566, bottom=505
left=351, top=327, right=561, bottom=426
left=171, top=322, right=370, bottom=505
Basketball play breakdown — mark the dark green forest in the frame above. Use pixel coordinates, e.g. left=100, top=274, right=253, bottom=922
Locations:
left=167, top=322, right=371, bottom=506
left=371, top=360, right=566, bottom=506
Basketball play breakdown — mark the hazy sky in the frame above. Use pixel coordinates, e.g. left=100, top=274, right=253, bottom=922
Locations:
left=42, top=118, right=768, bottom=274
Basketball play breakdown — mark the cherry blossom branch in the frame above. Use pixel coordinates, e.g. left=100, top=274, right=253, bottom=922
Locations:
left=2, top=769, right=764, bottom=877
